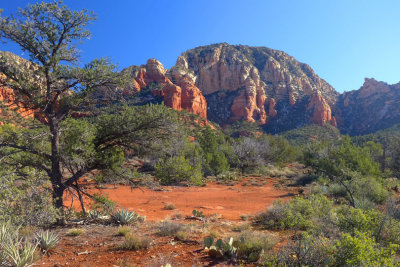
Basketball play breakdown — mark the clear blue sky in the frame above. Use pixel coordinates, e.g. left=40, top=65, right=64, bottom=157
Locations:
left=1, top=0, right=400, bottom=92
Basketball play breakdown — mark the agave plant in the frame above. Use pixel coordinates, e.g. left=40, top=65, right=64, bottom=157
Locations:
left=1, top=238, right=37, bottom=267
left=112, top=209, right=139, bottom=225
left=87, top=209, right=102, bottom=220
left=35, top=230, right=59, bottom=253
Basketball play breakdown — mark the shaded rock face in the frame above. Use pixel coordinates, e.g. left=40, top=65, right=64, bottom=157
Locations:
left=124, top=59, right=207, bottom=118
left=174, top=43, right=338, bottom=129
left=336, top=78, right=400, bottom=135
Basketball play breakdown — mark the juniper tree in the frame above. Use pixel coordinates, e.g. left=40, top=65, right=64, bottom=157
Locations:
left=0, top=1, right=175, bottom=221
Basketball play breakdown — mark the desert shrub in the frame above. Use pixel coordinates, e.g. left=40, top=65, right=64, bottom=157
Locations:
left=255, top=200, right=286, bottom=230
left=333, top=231, right=397, bottom=266
left=267, top=135, right=298, bottom=165
left=295, top=173, right=320, bottom=186
left=273, top=234, right=334, bottom=267
left=256, top=195, right=334, bottom=231
left=163, top=203, right=176, bottom=210
left=198, top=127, right=230, bottom=176
left=155, top=154, right=203, bottom=185
left=304, top=137, right=388, bottom=208
left=120, top=233, right=151, bottom=251
left=336, top=206, right=400, bottom=246
left=233, top=137, right=267, bottom=173
left=0, top=170, right=59, bottom=226
left=352, top=176, right=389, bottom=206
left=205, top=150, right=230, bottom=176
left=157, top=221, right=186, bottom=236
left=215, top=171, right=238, bottom=182
left=336, top=206, right=381, bottom=236
left=328, top=175, right=389, bottom=209
left=236, top=231, right=279, bottom=262
left=90, top=193, right=116, bottom=215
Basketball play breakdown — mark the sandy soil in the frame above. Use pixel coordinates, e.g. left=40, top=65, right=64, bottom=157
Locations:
left=65, top=178, right=295, bottom=221
left=34, top=177, right=297, bottom=266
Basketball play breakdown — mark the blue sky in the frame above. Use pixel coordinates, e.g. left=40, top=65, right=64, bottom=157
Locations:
left=1, top=0, right=400, bottom=93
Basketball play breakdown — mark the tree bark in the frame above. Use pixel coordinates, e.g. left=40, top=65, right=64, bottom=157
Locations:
left=48, top=112, right=66, bottom=223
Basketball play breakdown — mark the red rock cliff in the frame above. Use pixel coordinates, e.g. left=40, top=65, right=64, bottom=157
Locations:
left=307, top=91, right=336, bottom=126
left=127, top=59, right=207, bottom=118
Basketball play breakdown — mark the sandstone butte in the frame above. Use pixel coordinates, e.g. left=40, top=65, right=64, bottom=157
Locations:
left=124, top=43, right=339, bottom=128
left=169, top=43, right=338, bottom=128
left=129, top=59, right=207, bottom=119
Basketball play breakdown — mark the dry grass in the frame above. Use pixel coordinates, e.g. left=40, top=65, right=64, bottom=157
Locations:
left=157, top=220, right=186, bottom=236
left=163, top=203, right=176, bottom=210
left=116, top=226, right=131, bottom=236
left=67, top=228, right=84, bottom=236
left=119, top=233, right=151, bottom=251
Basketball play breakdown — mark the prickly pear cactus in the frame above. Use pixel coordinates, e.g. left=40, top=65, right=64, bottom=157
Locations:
left=204, top=236, right=214, bottom=248
left=192, top=209, right=205, bottom=218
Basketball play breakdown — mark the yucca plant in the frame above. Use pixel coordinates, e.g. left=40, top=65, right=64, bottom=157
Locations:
left=0, top=222, right=21, bottom=266
left=35, top=230, right=59, bottom=254
left=1, top=238, right=37, bottom=267
left=112, top=209, right=139, bottom=225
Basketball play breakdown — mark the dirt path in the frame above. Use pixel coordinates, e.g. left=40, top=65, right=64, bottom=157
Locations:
left=66, top=178, right=294, bottom=220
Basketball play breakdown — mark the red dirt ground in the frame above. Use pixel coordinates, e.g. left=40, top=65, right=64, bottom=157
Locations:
left=34, top=178, right=297, bottom=266
left=65, top=178, right=295, bottom=221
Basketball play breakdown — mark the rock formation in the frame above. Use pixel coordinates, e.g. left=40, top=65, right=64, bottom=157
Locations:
left=336, top=78, right=400, bottom=135
left=3, top=44, right=400, bottom=136
left=123, top=59, right=207, bottom=118
left=172, top=43, right=338, bottom=130
left=307, top=91, right=336, bottom=127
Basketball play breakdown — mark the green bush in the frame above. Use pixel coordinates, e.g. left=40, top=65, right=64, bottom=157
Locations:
left=336, top=206, right=400, bottom=246
left=336, top=206, right=382, bottom=236
left=155, top=154, right=203, bottom=185
left=90, top=193, right=116, bottom=215
left=333, top=231, right=397, bottom=266
left=328, top=175, right=389, bottom=209
left=197, top=127, right=230, bottom=176
left=0, top=170, right=59, bottom=226
left=257, top=195, right=334, bottom=231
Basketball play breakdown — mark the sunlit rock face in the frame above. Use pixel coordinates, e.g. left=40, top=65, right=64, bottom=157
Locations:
left=173, top=43, right=338, bottom=131
left=123, top=59, right=207, bottom=118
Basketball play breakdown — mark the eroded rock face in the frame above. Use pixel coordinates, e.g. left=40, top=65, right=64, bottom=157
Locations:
left=173, top=43, right=338, bottom=128
left=307, top=91, right=336, bottom=126
left=176, top=78, right=207, bottom=118
left=125, top=59, right=207, bottom=118
left=336, top=78, right=400, bottom=135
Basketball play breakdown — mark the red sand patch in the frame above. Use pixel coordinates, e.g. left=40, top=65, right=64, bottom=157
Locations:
left=65, top=179, right=293, bottom=220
